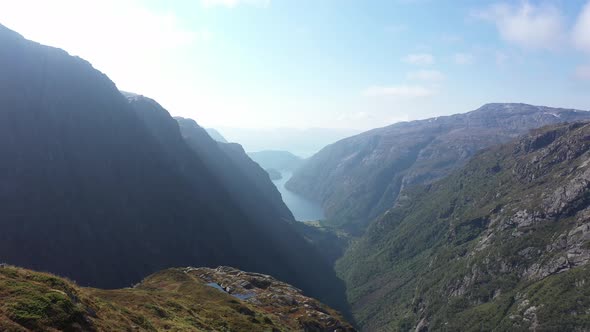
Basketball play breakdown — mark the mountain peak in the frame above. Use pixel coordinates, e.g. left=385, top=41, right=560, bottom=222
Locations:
left=287, top=103, right=590, bottom=234
left=472, top=102, right=586, bottom=116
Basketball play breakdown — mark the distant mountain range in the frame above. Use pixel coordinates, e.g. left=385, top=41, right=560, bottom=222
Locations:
left=287, top=103, right=590, bottom=234
left=216, top=127, right=361, bottom=157
left=0, top=22, right=349, bottom=316
left=248, top=150, right=304, bottom=172
left=337, top=121, right=590, bottom=330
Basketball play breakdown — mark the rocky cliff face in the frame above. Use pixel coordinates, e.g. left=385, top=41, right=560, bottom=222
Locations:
left=287, top=104, right=590, bottom=234
left=337, top=121, right=590, bottom=331
left=0, top=265, right=355, bottom=331
left=0, top=23, right=349, bottom=315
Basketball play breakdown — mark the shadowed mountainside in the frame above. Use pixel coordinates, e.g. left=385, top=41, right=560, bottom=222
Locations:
left=205, top=127, right=227, bottom=143
left=0, top=23, right=349, bottom=315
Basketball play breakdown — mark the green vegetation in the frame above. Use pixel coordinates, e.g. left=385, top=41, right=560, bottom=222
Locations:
left=287, top=104, right=590, bottom=235
left=291, top=220, right=353, bottom=264
left=337, top=122, right=590, bottom=331
left=0, top=265, right=348, bottom=331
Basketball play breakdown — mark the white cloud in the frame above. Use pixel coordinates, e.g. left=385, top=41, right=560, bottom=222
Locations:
left=201, top=0, right=270, bottom=8
left=362, top=85, right=435, bottom=98
left=407, top=70, right=445, bottom=81
left=575, top=65, right=590, bottom=80
left=454, top=53, right=475, bottom=65
left=474, top=1, right=565, bottom=50
left=402, top=53, right=435, bottom=65
left=573, top=1, right=590, bottom=53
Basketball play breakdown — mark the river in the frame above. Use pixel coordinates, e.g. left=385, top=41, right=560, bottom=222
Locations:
left=272, top=171, right=325, bottom=221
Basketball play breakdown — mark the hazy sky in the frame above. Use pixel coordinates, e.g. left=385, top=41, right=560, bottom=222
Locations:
left=1, top=0, right=589, bottom=130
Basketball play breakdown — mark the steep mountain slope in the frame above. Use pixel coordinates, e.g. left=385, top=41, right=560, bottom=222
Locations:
left=337, top=121, right=590, bottom=331
left=205, top=127, right=228, bottom=143
left=174, top=116, right=294, bottom=222
left=127, top=97, right=349, bottom=314
left=287, top=104, right=590, bottom=234
left=0, top=23, right=348, bottom=314
left=0, top=265, right=355, bottom=331
left=248, top=150, right=304, bottom=172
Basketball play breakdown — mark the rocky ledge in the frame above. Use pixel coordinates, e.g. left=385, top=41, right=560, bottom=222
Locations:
left=184, top=266, right=356, bottom=332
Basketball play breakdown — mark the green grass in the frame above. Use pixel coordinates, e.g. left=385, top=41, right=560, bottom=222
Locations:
left=337, top=123, right=590, bottom=331
left=0, top=266, right=340, bottom=331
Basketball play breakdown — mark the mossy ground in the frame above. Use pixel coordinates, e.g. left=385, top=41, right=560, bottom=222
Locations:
left=0, top=266, right=302, bottom=331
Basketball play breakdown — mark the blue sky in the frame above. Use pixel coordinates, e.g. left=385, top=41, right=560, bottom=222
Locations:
left=1, top=0, right=589, bottom=129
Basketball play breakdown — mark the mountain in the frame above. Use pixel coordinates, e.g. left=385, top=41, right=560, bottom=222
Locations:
left=266, top=168, right=283, bottom=180
left=131, top=102, right=349, bottom=314
left=218, top=127, right=361, bottom=157
left=174, top=116, right=294, bottom=222
left=287, top=103, right=590, bottom=234
left=0, top=23, right=349, bottom=314
left=248, top=150, right=304, bottom=172
left=0, top=264, right=355, bottom=331
left=337, top=121, right=590, bottom=331
left=205, top=127, right=227, bottom=143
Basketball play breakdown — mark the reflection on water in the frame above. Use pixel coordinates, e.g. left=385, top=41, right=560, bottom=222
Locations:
left=272, top=171, right=325, bottom=222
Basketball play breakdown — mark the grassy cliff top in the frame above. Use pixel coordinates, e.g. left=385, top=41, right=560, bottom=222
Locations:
left=0, top=265, right=355, bottom=331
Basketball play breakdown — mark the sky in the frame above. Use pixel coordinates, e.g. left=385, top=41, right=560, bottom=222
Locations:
left=0, top=0, right=589, bottom=130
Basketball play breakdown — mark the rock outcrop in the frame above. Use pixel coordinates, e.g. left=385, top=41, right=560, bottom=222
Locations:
left=186, top=266, right=356, bottom=331
left=0, top=265, right=356, bottom=332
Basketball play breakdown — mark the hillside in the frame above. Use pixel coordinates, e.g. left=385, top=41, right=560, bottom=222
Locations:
left=286, top=104, right=590, bottom=234
left=174, top=116, right=294, bottom=222
left=0, top=23, right=348, bottom=314
left=336, top=121, right=590, bottom=331
left=0, top=265, right=355, bottom=331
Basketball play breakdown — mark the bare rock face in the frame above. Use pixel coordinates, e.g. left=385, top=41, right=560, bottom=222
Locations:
left=185, top=266, right=357, bottom=332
